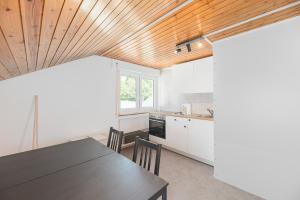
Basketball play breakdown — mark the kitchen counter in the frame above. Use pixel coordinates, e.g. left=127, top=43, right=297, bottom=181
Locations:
left=167, top=113, right=213, bottom=121
left=151, top=111, right=214, bottom=121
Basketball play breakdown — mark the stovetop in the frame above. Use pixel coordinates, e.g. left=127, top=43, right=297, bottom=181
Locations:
left=149, top=112, right=166, bottom=120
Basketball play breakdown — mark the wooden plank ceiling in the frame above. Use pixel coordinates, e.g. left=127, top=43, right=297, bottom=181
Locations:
left=0, top=0, right=299, bottom=80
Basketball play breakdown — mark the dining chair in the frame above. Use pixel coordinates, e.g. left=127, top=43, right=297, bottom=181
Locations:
left=107, top=127, right=124, bottom=153
left=132, top=137, right=162, bottom=176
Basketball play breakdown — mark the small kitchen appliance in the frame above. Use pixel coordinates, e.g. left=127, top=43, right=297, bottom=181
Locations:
left=181, top=104, right=192, bottom=115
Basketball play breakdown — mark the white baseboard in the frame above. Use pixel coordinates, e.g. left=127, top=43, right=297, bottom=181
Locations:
left=162, top=145, right=214, bottom=166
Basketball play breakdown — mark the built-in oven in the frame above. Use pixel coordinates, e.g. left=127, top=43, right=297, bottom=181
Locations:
left=149, top=113, right=166, bottom=139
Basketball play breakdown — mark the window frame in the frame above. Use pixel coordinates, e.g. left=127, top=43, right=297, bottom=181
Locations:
left=139, top=74, right=157, bottom=111
left=118, top=70, right=157, bottom=115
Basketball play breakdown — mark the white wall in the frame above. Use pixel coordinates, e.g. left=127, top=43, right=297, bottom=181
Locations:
left=0, top=55, right=159, bottom=157
left=214, top=17, right=300, bottom=200
left=159, top=57, right=214, bottom=113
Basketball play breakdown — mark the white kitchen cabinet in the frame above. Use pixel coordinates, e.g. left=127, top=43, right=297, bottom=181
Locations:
left=172, top=62, right=194, bottom=93
left=165, top=115, right=214, bottom=165
left=164, top=57, right=213, bottom=94
left=192, top=58, right=213, bottom=93
left=188, top=119, right=214, bottom=162
left=166, top=116, right=189, bottom=152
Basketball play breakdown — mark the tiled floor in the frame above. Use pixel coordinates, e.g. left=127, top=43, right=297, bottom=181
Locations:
left=121, top=147, right=263, bottom=200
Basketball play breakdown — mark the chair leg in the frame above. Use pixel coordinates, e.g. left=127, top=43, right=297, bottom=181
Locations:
left=162, top=187, right=167, bottom=200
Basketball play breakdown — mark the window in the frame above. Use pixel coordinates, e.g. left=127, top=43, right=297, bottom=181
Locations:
left=120, top=75, right=137, bottom=109
left=119, top=71, right=157, bottom=114
left=141, top=79, right=154, bottom=108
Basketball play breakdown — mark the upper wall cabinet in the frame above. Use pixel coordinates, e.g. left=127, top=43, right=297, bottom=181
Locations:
left=193, top=57, right=213, bottom=93
left=163, top=57, right=213, bottom=94
left=172, top=62, right=194, bottom=93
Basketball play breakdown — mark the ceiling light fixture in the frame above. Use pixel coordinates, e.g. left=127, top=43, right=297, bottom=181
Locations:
left=175, top=35, right=204, bottom=54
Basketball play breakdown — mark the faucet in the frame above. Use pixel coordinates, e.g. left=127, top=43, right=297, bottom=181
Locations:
left=207, top=108, right=214, bottom=118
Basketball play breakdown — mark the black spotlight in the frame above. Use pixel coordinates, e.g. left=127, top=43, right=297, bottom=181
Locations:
left=175, top=48, right=181, bottom=54
left=186, top=43, right=192, bottom=52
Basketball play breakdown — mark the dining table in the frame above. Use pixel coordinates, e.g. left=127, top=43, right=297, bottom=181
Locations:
left=0, top=138, right=168, bottom=200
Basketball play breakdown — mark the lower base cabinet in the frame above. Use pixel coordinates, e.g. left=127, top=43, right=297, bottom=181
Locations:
left=165, top=117, right=189, bottom=152
left=165, top=116, right=214, bottom=165
left=188, top=119, right=214, bottom=163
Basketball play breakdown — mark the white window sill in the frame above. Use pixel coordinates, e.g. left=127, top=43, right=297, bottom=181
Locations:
left=118, top=112, right=149, bottom=119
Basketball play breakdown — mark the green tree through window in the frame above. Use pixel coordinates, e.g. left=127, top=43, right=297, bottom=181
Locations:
left=120, top=76, right=136, bottom=101
left=142, top=79, right=154, bottom=107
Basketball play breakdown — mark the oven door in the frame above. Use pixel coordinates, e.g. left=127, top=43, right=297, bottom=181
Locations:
left=149, top=118, right=166, bottom=139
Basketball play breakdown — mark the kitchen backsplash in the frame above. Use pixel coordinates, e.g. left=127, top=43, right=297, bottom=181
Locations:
left=159, top=93, right=213, bottom=115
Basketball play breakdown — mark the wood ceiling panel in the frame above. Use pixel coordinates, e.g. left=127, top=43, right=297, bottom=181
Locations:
left=102, top=0, right=262, bottom=57
left=36, top=0, right=65, bottom=70
left=74, top=0, right=186, bottom=60
left=201, top=0, right=295, bottom=33
left=208, top=4, right=300, bottom=42
left=42, top=0, right=82, bottom=68
left=56, top=0, right=176, bottom=64
left=109, top=0, right=294, bottom=58
left=55, top=0, right=111, bottom=65
left=0, top=0, right=27, bottom=74
left=117, top=41, right=213, bottom=68
left=67, top=0, right=145, bottom=59
left=0, top=0, right=298, bottom=80
left=103, top=0, right=296, bottom=68
left=20, top=0, right=44, bottom=72
left=56, top=0, right=126, bottom=65
left=72, top=0, right=168, bottom=58
left=101, top=1, right=223, bottom=58
left=0, top=58, right=11, bottom=79
left=103, top=14, right=206, bottom=59
left=48, top=0, right=99, bottom=67
left=96, top=0, right=181, bottom=52
left=0, top=27, right=19, bottom=76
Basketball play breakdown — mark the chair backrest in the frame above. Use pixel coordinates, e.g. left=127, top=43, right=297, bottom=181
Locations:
left=107, top=127, right=124, bottom=153
left=132, top=137, right=162, bottom=176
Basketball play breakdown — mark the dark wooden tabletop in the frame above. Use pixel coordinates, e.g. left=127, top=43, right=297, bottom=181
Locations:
left=0, top=138, right=168, bottom=200
left=0, top=138, right=113, bottom=190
